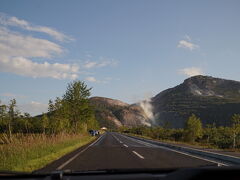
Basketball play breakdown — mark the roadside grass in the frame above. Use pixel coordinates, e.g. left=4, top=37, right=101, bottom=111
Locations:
left=0, top=133, right=96, bottom=172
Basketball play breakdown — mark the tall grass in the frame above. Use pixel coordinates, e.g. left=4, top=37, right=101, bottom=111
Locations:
left=0, top=133, right=95, bottom=172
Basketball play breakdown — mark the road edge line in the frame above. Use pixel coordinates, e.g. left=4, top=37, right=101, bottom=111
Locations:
left=120, top=133, right=228, bottom=166
left=56, top=134, right=105, bottom=170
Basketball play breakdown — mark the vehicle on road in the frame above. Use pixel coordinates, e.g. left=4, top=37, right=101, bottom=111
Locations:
left=88, top=129, right=100, bottom=136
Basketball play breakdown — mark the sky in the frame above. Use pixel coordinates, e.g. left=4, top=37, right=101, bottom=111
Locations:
left=0, top=0, right=240, bottom=115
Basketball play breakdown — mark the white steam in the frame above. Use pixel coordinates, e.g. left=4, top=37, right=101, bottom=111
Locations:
left=139, top=98, right=155, bottom=125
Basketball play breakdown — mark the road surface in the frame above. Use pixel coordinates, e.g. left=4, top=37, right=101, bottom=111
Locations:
left=37, top=132, right=216, bottom=173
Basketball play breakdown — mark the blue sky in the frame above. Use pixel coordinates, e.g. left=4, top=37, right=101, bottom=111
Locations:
left=0, top=0, right=240, bottom=115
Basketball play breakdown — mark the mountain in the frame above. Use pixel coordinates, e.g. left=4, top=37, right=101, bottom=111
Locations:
left=35, top=76, right=240, bottom=129
left=90, top=76, right=240, bottom=129
left=90, top=97, right=151, bottom=128
left=152, top=75, right=240, bottom=128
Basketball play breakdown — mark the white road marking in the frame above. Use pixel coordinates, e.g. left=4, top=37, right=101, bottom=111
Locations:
left=93, top=133, right=106, bottom=146
left=56, top=134, right=105, bottom=170
left=117, top=133, right=157, bottom=148
left=155, top=145, right=228, bottom=166
left=128, top=137, right=157, bottom=147
left=123, top=144, right=128, bottom=148
left=119, top=133, right=228, bottom=166
left=112, top=133, right=125, bottom=145
left=111, top=134, right=120, bottom=141
left=177, top=145, right=240, bottom=160
left=132, top=151, right=145, bottom=159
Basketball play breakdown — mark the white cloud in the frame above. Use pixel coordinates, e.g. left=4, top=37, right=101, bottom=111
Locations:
left=19, top=101, right=48, bottom=115
left=85, top=76, right=112, bottom=84
left=179, top=67, right=204, bottom=77
left=177, top=35, right=199, bottom=51
left=0, top=92, right=26, bottom=98
left=0, top=13, right=72, bottom=42
left=0, top=18, right=79, bottom=80
left=0, top=56, right=79, bottom=79
left=184, top=35, right=191, bottom=41
left=83, top=58, right=118, bottom=69
left=0, top=27, right=63, bottom=58
left=0, top=13, right=117, bottom=81
left=177, top=40, right=199, bottom=50
left=83, top=61, right=98, bottom=69
left=85, top=76, right=98, bottom=83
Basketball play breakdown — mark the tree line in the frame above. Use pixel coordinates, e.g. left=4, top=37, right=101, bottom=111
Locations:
left=0, top=81, right=99, bottom=140
left=120, top=114, right=240, bottom=149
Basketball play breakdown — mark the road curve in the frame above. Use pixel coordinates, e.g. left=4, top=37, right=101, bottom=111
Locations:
left=37, top=132, right=215, bottom=173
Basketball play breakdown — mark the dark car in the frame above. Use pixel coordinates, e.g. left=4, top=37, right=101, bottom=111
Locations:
left=89, top=130, right=99, bottom=136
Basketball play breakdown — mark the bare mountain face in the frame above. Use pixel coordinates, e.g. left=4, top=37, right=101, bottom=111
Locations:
left=90, top=76, right=240, bottom=129
left=152, top=75, right=240, bottom=128
left=90, top=97, right=151, bottom=128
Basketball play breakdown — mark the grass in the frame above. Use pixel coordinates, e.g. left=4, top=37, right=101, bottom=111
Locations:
left=0, top=133, right=96, bottom=172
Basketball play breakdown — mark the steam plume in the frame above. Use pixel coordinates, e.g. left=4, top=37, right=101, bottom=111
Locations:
left=139, top=98, right=155, bottom=125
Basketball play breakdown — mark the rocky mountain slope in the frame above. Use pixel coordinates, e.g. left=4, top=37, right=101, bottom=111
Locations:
left=91, top=75, right=240, bottom=129
left=90, top=97, right=151, bottom=128
left=152, top=75, right=240, bottom=128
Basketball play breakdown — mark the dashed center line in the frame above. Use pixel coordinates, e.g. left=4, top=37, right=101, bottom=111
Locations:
left=119, top=133, right=228, bottom=166
left=132, top=151, right=145, bottom=159
left=123, top=144, right=128, bottom=147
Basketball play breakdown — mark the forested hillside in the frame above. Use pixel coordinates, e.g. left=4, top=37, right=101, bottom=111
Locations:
left=152, top=75, right=240, bottom=128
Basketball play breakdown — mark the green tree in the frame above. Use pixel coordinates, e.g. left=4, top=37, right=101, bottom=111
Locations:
left=48, top=100, right=55, bottom=113
left=215, top=126, right=232, bottom=149
left=48, top=99, right=57, bottom=134
left=41, top=113, right=49, bottom=134
left=184, top=114, right=203, bottom=143
left=7, top=99, right=16, bottom=140
left=0, top=101, right=7, bottom=133
left=52, top=97, right=70, bottom=133
left=204, top=123, right=220, bottom=146
left=231, top=114, right=240, bottom=148
left=63, top=80, right=94, bottom=133
left=23, top=112, right=31, bottom=133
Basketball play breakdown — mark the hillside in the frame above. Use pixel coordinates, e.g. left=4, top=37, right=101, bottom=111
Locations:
left=90, top=97, right=151, bottom=128
left=90, top=76, right=240, bottom=129
left=37, top=76, right=240, bottom=129
left=152, top=75, right=240, bottom=128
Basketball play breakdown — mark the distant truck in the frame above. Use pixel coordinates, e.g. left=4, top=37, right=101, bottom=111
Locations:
left=88, top=129, right=100, bottom=136
left=101, top=127, right=107, bottom=131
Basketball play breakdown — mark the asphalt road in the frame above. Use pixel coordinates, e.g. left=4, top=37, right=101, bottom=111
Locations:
left=37, top=132, right=216, bottom=173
